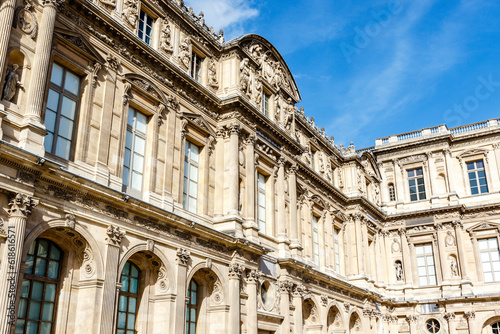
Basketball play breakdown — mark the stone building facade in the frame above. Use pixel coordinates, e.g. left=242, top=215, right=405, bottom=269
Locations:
left=0, top=0, right=499, bottom=333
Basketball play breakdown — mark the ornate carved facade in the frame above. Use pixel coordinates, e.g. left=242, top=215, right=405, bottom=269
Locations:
left=0, top=0, right=500, bottom=333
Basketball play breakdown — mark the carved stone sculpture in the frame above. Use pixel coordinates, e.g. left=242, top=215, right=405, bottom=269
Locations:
left=253, top=74, right=262, bottom=105
left=122, top=0, right=138, bottom=27
left=2, top=64, right=24, bottom=101
left=450, top=257, right=459, bottom=277
left=160, top=19, right=173, bottom=54
left=239, top=58, right=252, bottom=97
left=395, top=261, right=403, bottom=281
left=178, top=38, right=191, bottom=69
left=208, top=58, right=219, bottom=89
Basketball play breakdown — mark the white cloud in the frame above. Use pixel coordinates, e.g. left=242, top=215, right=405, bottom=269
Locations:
left=184, top=0, right=259, bottom=38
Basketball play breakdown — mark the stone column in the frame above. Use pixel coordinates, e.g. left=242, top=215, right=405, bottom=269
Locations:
left=277, top=157, right=289, bottom=257
left=245, top=270, right=260, bottom=334
left=443, top=148, right=458, bottom=200
left=425, top=153, right=435, bottom=196
left=393, top=159, right=405, bottom=203
left=353, top=214, right=365, bottom=274
left=99, top=225, right=125, bottom=334
left=399, top=229, right=413, bottom=284
left=243, top=134, right=258, bottom=240
left=0, top=0, right=17, bottom=83
left=444, top=312, right=457, bottom=334
left=228, top=123, right=240, bottom=216
left=214, top=128, right=225, bottom=217
left=279, top=281, right=292, bottom=334
left=0, top=194, right=37, bottom=334
left=361, top=219, right=371, bottom=278
left=269, top=167, right=277, bottom=236
left=173, top=249, right=190, bottom=334
left=375, top=232, right=385, bottom=285
left=435, top=224, right=448, bottom=282
left=293, top=285, right=305, bottom=334
left=318, top=211, right=327, bottom=269
left=452, top=220, right=469, bottom=280
left=288, top=164, right=301, bottom=257
left=24, top=0, right=59, bottom=122
left=228, top=263, right=243, bottom=334
left=407, top=315, right=419, bottom=334
left=465, top=311, right=476, bottom=334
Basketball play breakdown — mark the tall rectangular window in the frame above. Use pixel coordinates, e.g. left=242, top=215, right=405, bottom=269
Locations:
left=183, top=141, right=200, bottom=213
left=467, top=160, right=488, bottom=195
left=262, top=92, right=270, bottom=116
left=312, top=216, right=319, bottom=266
left=334, top=228, right=340, bottom=272
left=311, top=150, right=316, bottom=171
left=44, top=63, right=80, bottom=160
left=407, top=168, right=426, bottom=201
left=123, top=108, right=147, bottom=192
left=479, top=237, right=500, bottom=283
left=138, top=10, right=153, bottom=45
left=190, top=52, right=202, bottom=82
left=416, top=243, right=436, bottom=286
left=388, top=183, right=396, bottom=201
left=257, top=173, right=267, bottom=233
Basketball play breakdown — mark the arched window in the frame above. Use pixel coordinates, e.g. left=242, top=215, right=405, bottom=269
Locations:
left=388, top=183, right=396, bottom=202
left=117, top=261, right=140, bottom=334
left=493, top=321, right=500, bottom=334
left=186, top=279, right=199, bottom=334
left=16, top=238, right=62, bottom=334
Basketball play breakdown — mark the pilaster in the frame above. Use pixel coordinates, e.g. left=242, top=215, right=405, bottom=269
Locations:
left=245, top=270, right=260, bottom=334
left=99, top=225, right=124, bottom=334
left=228, top=262, right=244, bottom=334
left=279, top=281, right=292, bottom=334
left=173, top=248, right=190, bottom=334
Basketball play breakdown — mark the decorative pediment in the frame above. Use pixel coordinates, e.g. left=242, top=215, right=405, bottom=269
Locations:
left=54, top=27, right=105, bottom=63
left=467, top=221, right=500, bottom=233
left=182, top=112, right=216, bottom=137
left=457, top=149, right=488, bottom=159
left=237, top=35, right=301, bottom=102
left=310, top=194, right=326, bottom=209
left=125, top=73, right=169, bottom=104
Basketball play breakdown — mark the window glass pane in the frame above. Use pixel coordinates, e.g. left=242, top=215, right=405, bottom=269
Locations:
left=132, top=153, right=144, bottom=172
left=121, top=276, right=129, bottom=292
left=136, top=113, right=147, bottom=133
left=26, top=321, right=38, bottom=334
left=28, top=300, right=41, bottom=320
left=61, top=96, right=77, bottom=119
left=18, top=299, right=28, bottom=318
left=47, top=261, right=59, bottom=279
left=44, top=133, right=54, bottom=153
left=46, top=90, right=60, bottom=112
left=31, top=281, right=44, bottom=299
left=49, top=246, right=61, bottom=260
left=134, top=136, right=145, bottom=155
left=489, top=238, right=499, bottom=248
left=130, top=277, right=138, bottom=294
left=45, top=283, right=56, bottom=302
left=122, top=167, right=130, bottom=186
left=127, top=108, right=135, bottom=126
left=15, top=319, right=25, bottom=333
left=21, top=280, right=30, bottom=298
left=50, top=64, right=64, bottom=86
left=190, top=144, right=200, bottom=162
left=64, top=71, right=80, bottom=95
left=131, top=264, right=139, bottom=278
left=127, top=314, right=136, bottom=330
left=117, top=312, right=126, bottom=328
left=119, top=295, right=128, bottom=312
left=39, top=322, right=52, bottom=334
left=37, top=240, right=49, bottom=257
left=131, top=172, right=142, bottom=190
left=480, top=252, right=490, bottom=262
left=189, top=197, right=197, bottom=213
left=41, top=302, right=54, bottom=321
left=58, top=117, right=74, bottom=140
left=129, top=297, right=137, bottom=313
left=55, top=137, right=71, bottom=159
left=34, top=258, right=47, bottom=276
left=189, top=165, right=198, bottom=182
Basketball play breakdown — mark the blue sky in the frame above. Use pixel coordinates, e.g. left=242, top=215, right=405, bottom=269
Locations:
left=185, top=0, right=500, bottom=148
